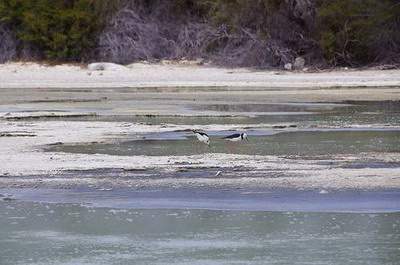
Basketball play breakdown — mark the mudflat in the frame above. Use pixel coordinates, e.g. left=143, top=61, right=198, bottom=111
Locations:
left=1, top=64, right=400, bottom=192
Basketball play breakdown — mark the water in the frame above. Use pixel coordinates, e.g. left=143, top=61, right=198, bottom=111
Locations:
left=1, top=200, right=399, bottom=265
left=3, top=188, right=400, bottom=212
left=43, top=100, right=400, bottom=158
left=2, top=88, right=400, bottom=265
left=47, top=129, right=400, bottom=157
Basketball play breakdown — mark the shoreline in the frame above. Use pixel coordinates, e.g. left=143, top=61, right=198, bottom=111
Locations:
left=1, top=62, right=400, bottom=89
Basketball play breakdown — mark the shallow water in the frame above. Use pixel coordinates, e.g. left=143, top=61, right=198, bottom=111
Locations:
left=42, top=100, right=400, bottom=158
left=5, top=101, right=400, bottom=126
left=1, top=200, right=399, bottom=265
left=2, top=188, right=400, bottom=212
left=2, top=89, right=400, bottom=264
left=47, top=129, right=400, bottom=157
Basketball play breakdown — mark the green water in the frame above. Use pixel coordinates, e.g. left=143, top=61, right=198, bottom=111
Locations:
left=42, top=100, right=400, bottom=157
left=1, top=201, right=399, bottom=265
left=47, top=129, right=400, bottom=157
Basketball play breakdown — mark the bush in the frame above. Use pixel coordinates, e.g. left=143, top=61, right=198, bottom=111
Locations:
left=317, top=0, right=400, bottom=66
left=203, top=0, right=281, bottom=32
left=97, top=0, right=317, bottom=68
left=0, top=23, right=16, bottom=62
left=0, top=0, right=108, bottom=61
left=0, top=0, right=398, bottom=67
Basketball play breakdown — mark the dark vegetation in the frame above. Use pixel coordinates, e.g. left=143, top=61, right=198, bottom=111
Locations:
left=0, top=0, right=399, bottom=68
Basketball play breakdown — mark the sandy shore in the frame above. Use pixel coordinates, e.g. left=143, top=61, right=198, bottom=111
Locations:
left=1, top=62, right=400, bottom=89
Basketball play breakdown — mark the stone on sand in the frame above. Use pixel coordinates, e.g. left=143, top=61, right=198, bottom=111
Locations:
left=88, top=62, right=127, bottom=71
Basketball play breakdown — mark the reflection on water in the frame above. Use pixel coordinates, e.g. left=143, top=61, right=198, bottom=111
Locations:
left=47, top=130, right=400, bottom=157
left=35, top=110, right=399, bottom=127
left=0, top=201, right=399, bottom=265
left=191, top=102, right=346, bottom=113
left=6, top=100, right=400, bottom=127
left=192, top=101, right=400, bottom=114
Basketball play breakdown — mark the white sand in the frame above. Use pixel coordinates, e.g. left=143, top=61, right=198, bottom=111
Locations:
left=1, top=62, right=400, bottom=89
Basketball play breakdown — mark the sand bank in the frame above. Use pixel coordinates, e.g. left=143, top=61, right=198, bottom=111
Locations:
left=1, top=62, right=400, bottom=89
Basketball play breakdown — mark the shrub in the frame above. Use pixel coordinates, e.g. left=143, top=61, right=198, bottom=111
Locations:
left=1, top=0, right=398, bottom=67
left=317, top=0, right=400, bottom=66
left=0, top=23, right=16, bottom=62
left=97, top=0, right=317, bottom=67
left=0, top=0, right=108, bottom=61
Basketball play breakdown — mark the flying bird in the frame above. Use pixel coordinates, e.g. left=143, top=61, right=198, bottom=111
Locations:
left=223, top=132, right=248, bottom=142
left=192, top=130, right=210, bottom=145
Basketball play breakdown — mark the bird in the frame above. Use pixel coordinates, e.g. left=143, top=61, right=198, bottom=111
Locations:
left=192, top=130, right=210, bottom=145
left=223, top=132, right=248, bottom=142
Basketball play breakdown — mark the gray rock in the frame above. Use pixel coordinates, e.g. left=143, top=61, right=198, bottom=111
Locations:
left=2, top=197, right=16, bottom=201
left=88, top=62, right=127, bottom=71
left=284, top=63, right=293, bottom=70
left=294, top=57, right=306, bottom=70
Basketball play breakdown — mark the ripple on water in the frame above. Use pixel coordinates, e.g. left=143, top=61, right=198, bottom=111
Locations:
left=0, top=201, right=399, bottom=265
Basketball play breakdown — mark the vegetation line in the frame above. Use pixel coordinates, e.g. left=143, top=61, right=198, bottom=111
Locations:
left=0, top=0, right=399, bottom=68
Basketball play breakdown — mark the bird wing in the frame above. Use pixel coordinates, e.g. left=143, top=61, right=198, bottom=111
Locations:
left=194, top=132, right=209, bottom=141
left=198, top=131, right=208, bottom=137
left=224, top=133, right=241, bottom=139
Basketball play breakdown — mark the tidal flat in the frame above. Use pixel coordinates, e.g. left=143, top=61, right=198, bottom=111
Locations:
left=0, top=65, right=400, bottom=264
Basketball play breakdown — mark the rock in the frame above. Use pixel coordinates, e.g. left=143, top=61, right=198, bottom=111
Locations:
left=376, top=64, right=397, bottom=70
left=87, top=62, right=127, bottom=71
left=284, top=63, right=293, bottom=70
left=2, top=197, right=16, bottom=202
left=48, top=142, right=63, bottom=146
left=98, top=188, right=113, bottom=191
left=293, top=57, right=305, bottom=70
